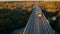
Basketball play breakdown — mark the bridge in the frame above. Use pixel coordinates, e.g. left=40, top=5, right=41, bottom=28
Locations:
left=23, top=4, right=55, bottom=34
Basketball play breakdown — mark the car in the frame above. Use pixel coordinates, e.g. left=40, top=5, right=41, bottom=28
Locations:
left=37, top=12, right=42, bottom=17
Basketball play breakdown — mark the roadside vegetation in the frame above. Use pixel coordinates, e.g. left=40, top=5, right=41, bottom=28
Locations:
left=0, top=8, right=32, bottom=34
left=42, top=8, right=60, bottom=34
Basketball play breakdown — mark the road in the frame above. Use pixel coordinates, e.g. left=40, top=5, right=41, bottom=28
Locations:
left=23, top=5, right=55, bottom=34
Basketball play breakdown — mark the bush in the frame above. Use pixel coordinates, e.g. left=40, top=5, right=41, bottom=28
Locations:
left=0, top=8, right=32, bottom=34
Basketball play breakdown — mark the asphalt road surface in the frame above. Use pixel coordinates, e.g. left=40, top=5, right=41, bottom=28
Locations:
left=23, top=5, right=55, bottom=34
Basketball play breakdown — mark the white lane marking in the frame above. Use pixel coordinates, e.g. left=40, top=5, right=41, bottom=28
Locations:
left=36, top=15, right=40, bottom=34
left=41, top=17, right=48, bottom=34
left=23, top=10, right=34, bottom=34
left=42, top=14, right=54, bottom=34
